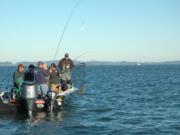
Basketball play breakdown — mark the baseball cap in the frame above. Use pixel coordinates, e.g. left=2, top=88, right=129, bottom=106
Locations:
left=65, top=53, right=69, bottom=57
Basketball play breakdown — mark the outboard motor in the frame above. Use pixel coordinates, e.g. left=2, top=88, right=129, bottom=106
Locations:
left=47, top=91, right=57, bottom=112
left=21, top=81, right=38, bottom=99
left=17, top=81, right=38, bottom=114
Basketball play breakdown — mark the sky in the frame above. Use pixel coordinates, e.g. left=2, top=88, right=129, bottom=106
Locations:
left=0, top=0, right=179, bottom=62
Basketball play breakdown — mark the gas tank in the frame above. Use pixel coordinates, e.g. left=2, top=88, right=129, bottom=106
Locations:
left=21, top=81, right=38, bottom=99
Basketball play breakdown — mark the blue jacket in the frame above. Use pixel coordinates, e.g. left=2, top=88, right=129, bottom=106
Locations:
left=36, top=69, right=49, bottom=84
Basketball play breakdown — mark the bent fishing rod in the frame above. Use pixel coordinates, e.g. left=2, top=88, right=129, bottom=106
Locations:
left=53, top=0, right=81, bottom=60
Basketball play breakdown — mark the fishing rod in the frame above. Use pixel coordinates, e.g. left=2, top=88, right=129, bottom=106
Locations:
left=59, top=62, right=85, bottom=74
left=73, top=51, right=92, bottom=61
left=53, top=0, right=81, bottom=60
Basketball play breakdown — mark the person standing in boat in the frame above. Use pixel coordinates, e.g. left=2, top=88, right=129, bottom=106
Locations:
left=49, top=63, right=62, bottom=94
left=13, top=64, right=25, bottom=95
left=49, top=63, right=66, bottom=103
left=58, top=53, right=74, bottom=85
left=36, top=62, right=50, bottom=97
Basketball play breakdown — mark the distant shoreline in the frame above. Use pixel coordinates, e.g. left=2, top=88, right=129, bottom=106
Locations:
left=0, top=61, right=180, bottom=66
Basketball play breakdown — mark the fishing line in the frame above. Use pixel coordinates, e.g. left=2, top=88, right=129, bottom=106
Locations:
left=73, top=51, right=93, bottom=61
left=53, top=0, right=81, bottom=60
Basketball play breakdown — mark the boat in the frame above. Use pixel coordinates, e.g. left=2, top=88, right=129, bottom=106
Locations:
left=0, top=63, right=85, bottom=115
left=137, top=63, right=141, bottom=66
left=0, top=84, right=78, bottom=114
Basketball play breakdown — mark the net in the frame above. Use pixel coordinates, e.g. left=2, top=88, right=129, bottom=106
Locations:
left=71, top=63, right=86, bottom=92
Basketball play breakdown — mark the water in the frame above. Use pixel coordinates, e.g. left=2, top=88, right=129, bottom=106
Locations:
left=0, top=65, right=180, bottom=135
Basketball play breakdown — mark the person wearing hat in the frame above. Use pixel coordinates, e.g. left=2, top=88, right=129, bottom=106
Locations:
left=36, top=61, right=50, bottom=97
left=24, top=64, right=36, bottom=82
left=13, top=64, right=25, bottom=96
left=58, top=53, right=74, bottom=85
left=58, top=53, right=74, bottom=70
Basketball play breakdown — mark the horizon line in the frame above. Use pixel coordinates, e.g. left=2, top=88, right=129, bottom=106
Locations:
left=0, top=60, right=180, bottom=64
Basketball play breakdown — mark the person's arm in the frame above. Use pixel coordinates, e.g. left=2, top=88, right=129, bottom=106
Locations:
left=13, top=72, right=19, bottom=88
left=13, top=72, right=19, bottom=84
left=34, top=70, right=38, bottom=82
left=58, top=59, right=63, bottom=70
left=70, top=59, right=74, bottom=69
left=42, top=69, right=50, bottom=77
left=41, top=69, right=50, bottom=83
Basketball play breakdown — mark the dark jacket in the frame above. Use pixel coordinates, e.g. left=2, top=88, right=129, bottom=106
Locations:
left=24, top=69, right=36, bottom=82
left=49, top=70, right=60, bottom=84
left=58, top=58, right=74, bottom=70
left=36, top=69, right=50, bottom=84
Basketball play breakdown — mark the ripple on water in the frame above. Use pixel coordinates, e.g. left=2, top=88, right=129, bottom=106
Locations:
left=0, top=65, right=180, bottom=134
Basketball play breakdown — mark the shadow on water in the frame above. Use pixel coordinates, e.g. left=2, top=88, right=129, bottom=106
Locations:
left=0, top=110, right=68, bottom=135
left=0, top=101, right=76, bottom=135
left=0, top=110, right=65, bottom=122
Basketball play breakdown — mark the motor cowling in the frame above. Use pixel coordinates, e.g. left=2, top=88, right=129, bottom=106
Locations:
left=21, top=81, right=38, bottom=99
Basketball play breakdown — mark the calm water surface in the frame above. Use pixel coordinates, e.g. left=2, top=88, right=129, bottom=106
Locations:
left=0, top=65, right=180, bottom=135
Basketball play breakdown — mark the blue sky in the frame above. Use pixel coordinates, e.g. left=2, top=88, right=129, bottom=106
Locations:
left=0, top=0, right=179, bottom=62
